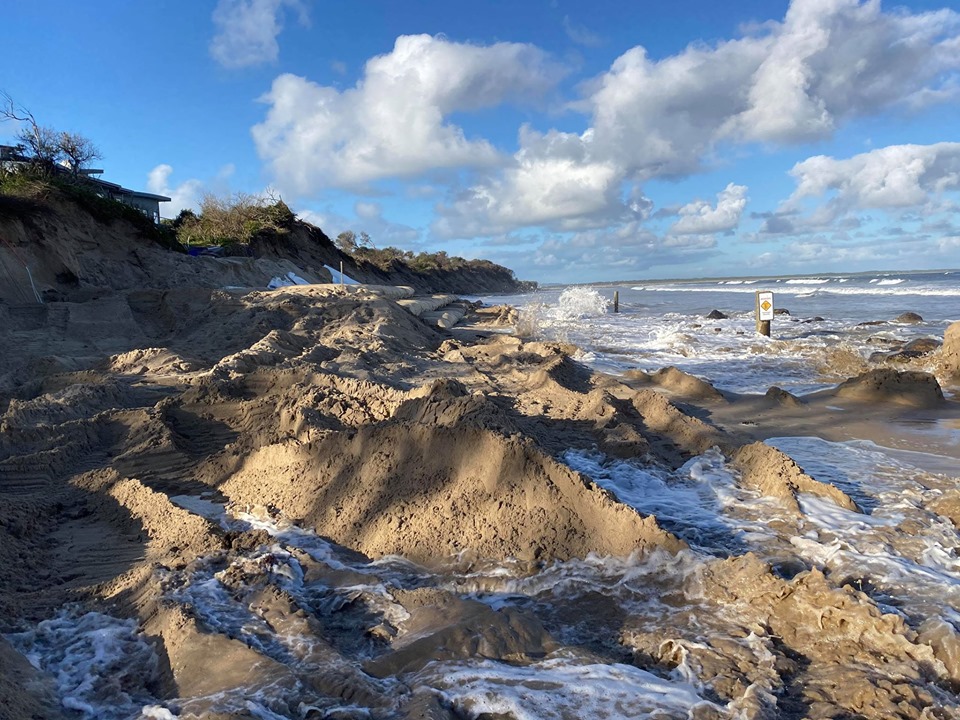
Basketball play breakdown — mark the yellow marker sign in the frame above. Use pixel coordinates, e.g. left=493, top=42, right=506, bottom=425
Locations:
left=757, top=291, right=774, bottom=321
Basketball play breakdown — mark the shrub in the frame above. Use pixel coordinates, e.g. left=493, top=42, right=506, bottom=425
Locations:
left=173, top=192, right=295, bottom=248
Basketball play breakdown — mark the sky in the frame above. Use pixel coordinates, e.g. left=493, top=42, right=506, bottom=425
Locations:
left=3, top=0, right=960, bottom=283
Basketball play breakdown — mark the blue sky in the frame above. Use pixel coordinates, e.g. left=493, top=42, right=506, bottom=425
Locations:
left=3, top=0, right=960, bottom=283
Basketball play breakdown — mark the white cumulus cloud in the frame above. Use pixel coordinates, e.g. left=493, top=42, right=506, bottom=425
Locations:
left=787, top=142, right=960, bottom=210
left=669, top=183, right=749, bottom=235
left=147, top=164, right=204, bottom=218
left=432, top=127, right=634, bottom=239
left=252, top=34, right=564, bottom=191
left=434, top=0, right=959, bottom=239
left=588, top=0, right=960, bottom=173
left=210, top=0, right=308, bottom=69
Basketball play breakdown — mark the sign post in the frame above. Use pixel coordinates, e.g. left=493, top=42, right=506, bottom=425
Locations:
left=756, top=290, right=774, bottom=337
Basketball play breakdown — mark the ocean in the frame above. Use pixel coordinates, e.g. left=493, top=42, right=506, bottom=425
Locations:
left=486, top=268, right=960, bottom=395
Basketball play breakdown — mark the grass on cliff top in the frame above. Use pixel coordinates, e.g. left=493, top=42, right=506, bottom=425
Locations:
left=0, top=166, right=183, bottom=252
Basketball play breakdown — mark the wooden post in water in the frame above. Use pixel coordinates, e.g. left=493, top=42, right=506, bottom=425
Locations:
left=613, top=290, right=619, bottom=313
left=755, top=290, right=773, bottom=337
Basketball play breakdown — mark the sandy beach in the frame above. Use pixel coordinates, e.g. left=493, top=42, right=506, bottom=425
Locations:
left=3, top=199, right=960, bottom=719
left=0, top=278, right=958, bottom=718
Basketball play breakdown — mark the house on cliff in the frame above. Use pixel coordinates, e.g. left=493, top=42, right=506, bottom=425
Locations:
left=1, top=144, right=170, bottom=221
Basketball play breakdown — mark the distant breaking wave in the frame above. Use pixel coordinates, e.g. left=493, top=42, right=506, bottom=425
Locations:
left=631, top=285, right=960, bottom=297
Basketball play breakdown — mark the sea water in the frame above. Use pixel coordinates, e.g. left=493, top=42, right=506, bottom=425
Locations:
left=489, top=268, right=960, bottom=394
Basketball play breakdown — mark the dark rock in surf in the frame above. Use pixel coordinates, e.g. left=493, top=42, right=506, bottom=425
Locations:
left=895, top=312, right=923, bottom=324
left=706, top=310, right=727, bottom=320
left=871, top=337, right=942, bottom=364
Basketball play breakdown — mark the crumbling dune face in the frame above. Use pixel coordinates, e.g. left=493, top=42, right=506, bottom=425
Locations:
left=0, top=198, right=329, bottom=306
left=731, top=441, right=859, bottom=514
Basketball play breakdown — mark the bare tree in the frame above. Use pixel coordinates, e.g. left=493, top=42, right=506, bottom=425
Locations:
left=58, top=131, right=101, bottom=178
left=1, top=92, right=60, bottom=171
left=1, top=92, right=100, bottom=176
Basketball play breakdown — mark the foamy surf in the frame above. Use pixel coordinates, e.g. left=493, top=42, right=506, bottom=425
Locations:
left=769, top=437, right=960, bottom=625
left=426, top=657, right=718, bottom=719
left=508, top=277, right=954, bottom=393
left=5, top=608, right=171, bottom=720
left=564, top=438, right=960, bottom=639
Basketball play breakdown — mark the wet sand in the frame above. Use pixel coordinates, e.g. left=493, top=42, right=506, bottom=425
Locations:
left=2, top=284, right=960, bottom=719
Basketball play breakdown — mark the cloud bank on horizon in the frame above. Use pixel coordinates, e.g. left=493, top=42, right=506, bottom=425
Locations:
left=6, top=0, right=957, bottom=282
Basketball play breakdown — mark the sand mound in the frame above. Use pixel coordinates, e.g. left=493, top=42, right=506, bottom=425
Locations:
left=627, top=366, right=726, bottom=402
left=943, top=321, right=960, bottom=382
left=764, top=386, right=804, bottom=408
left=833, top=368, right=945, bottom=407
left=731, top=442, right=859, bottom=514
left=363, top=589, right=556, bottom=677
left=219, top=422, right=684, bottom=563
left=629, top=389, right=724, bottom=458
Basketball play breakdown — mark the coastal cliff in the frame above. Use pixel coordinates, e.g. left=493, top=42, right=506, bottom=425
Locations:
left=0, top=186, right=534, bottom=303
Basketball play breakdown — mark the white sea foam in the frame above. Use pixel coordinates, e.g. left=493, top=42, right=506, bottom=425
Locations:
left=784, top=278, right=831, bottom=285
left=509, top=278, right=960, bottom=394
left=170, top=494, right=228, bottom=523
left=768, top=437, right=960, bottom=621
left=563, top=449, right=777, bottom=553
left=430, top=657, right=719, bottom=719
left=632, top=283, right=960, bottom=297
left=549, top=286, right=610, bottom=320
left=564, top=438, right=960, bottom=630
left=5, top=608, right=168, bottom=720
left=443, top=548, right=706, bottom=618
